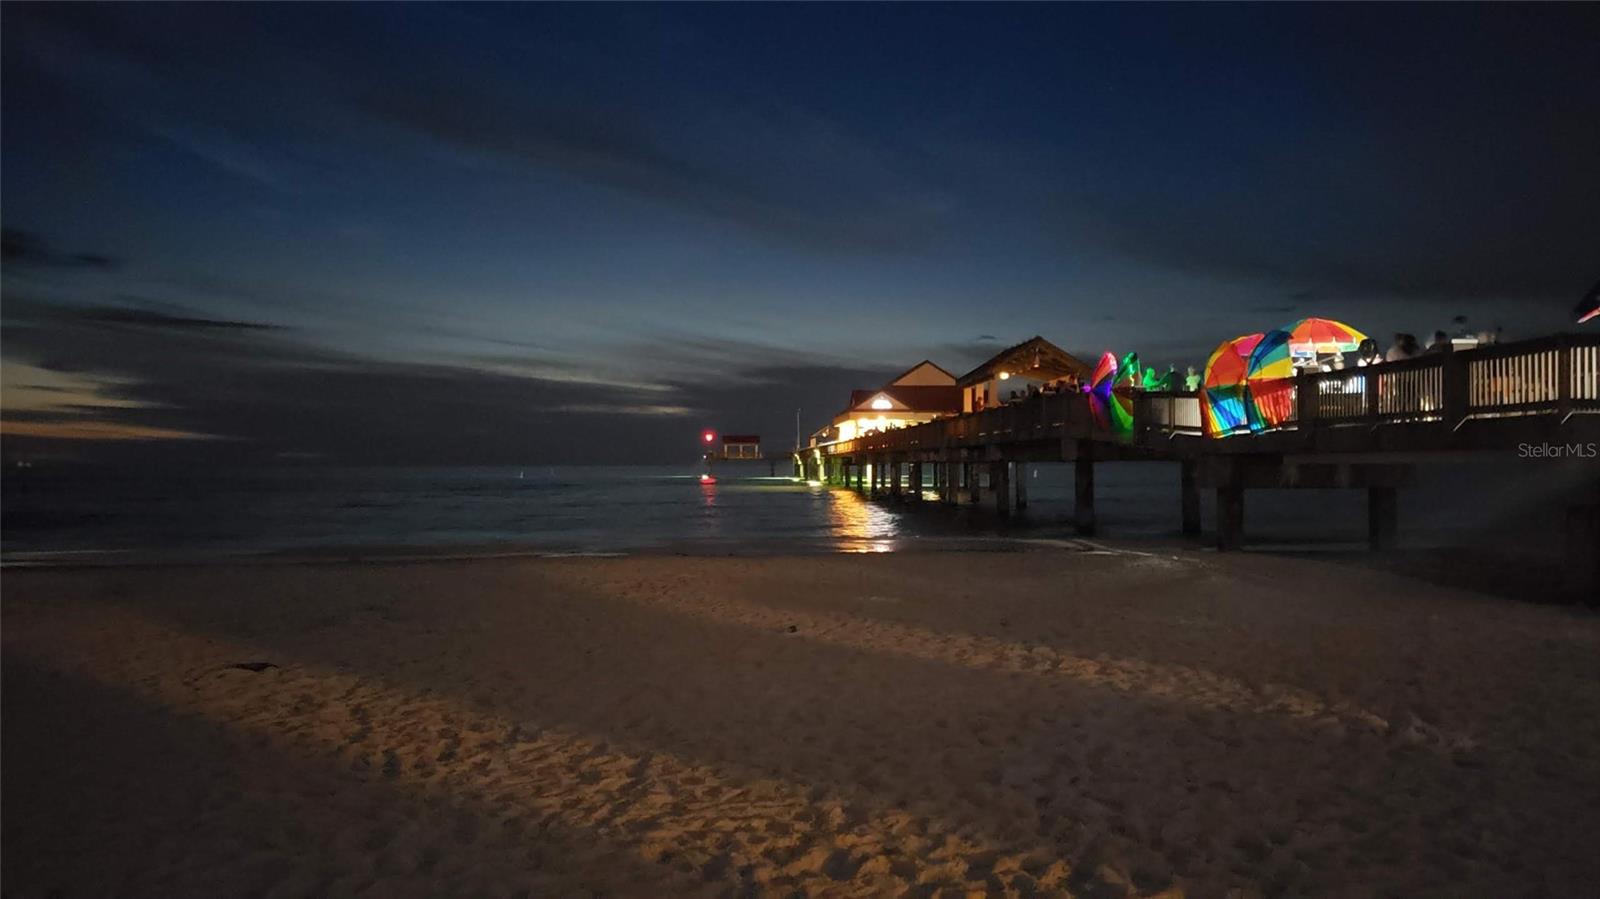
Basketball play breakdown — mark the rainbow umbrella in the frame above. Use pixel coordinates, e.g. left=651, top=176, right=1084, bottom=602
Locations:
left=1088, top=351, right=1118, bottom=430
left=1109, top=351, right=1139, bottom=436
left=1279, top=317, right=1368, bottom=355
left=1201, top=334, right=1261, bottom=437
left=1245, top=329, right=1297, bottom=430
left=1576, top=279, right=1600, bottom=324
left=1246, top=329, right=1296, bottom=381
left=1117, top=351, right=1141, bottom=387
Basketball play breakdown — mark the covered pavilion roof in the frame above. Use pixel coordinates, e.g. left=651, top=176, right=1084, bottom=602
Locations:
left=956, top=336, right=1091, bottom=387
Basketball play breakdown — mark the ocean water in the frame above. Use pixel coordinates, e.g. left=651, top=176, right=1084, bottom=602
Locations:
left=0, top=459, right=1579, bottom=563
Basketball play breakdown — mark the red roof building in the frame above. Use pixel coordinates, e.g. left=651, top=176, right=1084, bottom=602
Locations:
left=829, top=360, right=961, bottom=442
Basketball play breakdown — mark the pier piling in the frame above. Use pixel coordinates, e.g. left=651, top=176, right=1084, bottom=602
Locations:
left=1180, top=460, right=1201, bottom=537
left=1217, top=486, right=1244, bottom=551
left=992, top=461, right=1011, bottom=516
left=1367, top=486, right=1398, bottom=551
left=1567, top=504, right=1600, bottom=602
left=1074, top=443, right=1095, bottom=535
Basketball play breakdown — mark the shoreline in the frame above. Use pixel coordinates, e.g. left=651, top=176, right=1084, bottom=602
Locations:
left=0, top=533, right=1143, bottom=569
left=2, top=533, right=1582, bottom=607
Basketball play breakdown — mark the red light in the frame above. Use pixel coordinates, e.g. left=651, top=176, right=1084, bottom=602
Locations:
left=699, top=473, right=716, bottom=483
left=702, top=430, right=716, bottom=443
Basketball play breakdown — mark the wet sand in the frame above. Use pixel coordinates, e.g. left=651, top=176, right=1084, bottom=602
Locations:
left=4, top=548, right=1598, bottom=897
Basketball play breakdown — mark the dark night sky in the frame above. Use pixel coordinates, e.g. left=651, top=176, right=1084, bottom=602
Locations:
left=3, top=3, right=1597, bottom=465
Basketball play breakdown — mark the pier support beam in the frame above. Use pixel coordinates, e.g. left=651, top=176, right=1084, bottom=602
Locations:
left=1367, top=486, right=1398, bottom=551
left=1217, top=487, right=1245, bottom=551
left=1180, top=460, right=1201, bottom=537
left=909, top=462, right=923, bottom=501
left=992, top=461, right=1011, bottom=517
left=854, top=462, right=864, bottom=492
left=967, top=462, right=981, bottom=505
left=1014, top=463, right=1028, bottom=511
left=942, top=462, right=958, bottom=505
left=889, top=460, right=902, bottom=498
left=1074, top=443, right=1096, bottom=535
left=1565, top=500, right=1600, bottom=603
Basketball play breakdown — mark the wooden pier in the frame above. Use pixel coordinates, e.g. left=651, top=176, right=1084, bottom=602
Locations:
left=797, top=333, right=1600, bottom=596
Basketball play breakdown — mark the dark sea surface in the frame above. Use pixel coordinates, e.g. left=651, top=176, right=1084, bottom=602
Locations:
left=0, top=458, right=1581, bottom=564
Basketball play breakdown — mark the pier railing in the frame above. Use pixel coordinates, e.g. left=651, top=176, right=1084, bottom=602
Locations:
left=806, top=333, right=1600, bottom=458
left=1285, top=333, right=1600, bottom=432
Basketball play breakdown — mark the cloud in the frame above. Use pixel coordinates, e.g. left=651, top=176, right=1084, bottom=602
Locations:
left=1, top=294, right=904, bottom=464
left=357, top=84, right=945, bottom=255
left=74, top=303, right=284, bottom=331
left=1055, top=189, right=1599, bottom=302
left=1, top=229, right=118, bottom=270
left=0, top=419, right=215, bottom=441
left=150, top=125, right=297, bottom=191
left=664, top=361, right=904, bottom=447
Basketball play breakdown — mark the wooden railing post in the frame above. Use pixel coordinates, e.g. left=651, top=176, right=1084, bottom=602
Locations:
left=1295, top=372, right=1314, bottom=429
left=1365, top=364, right=1381, bottom=428
left=1557, top=335, right=1573, bottom=421
left=1442, top=352, right=1468, bottom=427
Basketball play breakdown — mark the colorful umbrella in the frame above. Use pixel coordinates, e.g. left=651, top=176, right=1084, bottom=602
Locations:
left=1088, top=351, right=1118, bottom=431
left=1201, top=334, right=1261, bottom=437
left=1279, top=317, right=1368, bottom=355
left=1245, top=329, right=1296, bottom=381
left=1576, top=279, right=1600, bottom=324
left=1117, top=351, right=1140, bottom=387
left=1110, top=352, right=1138, bottom=436
left=1244, top=330, right=1298, bottom=430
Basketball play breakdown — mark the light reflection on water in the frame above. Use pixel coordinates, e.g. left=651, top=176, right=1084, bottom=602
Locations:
left=824, top=486, right=898, bottom=552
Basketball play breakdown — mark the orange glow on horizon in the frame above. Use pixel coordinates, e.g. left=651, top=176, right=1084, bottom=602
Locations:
left=0, top=418, right=217, bottom=441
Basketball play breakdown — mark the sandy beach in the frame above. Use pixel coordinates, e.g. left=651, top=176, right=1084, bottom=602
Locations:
left=4, top=547, right=1598, bottom=898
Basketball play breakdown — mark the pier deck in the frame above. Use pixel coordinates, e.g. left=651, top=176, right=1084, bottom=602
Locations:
left=797, top=334, right=1600, bottom=596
